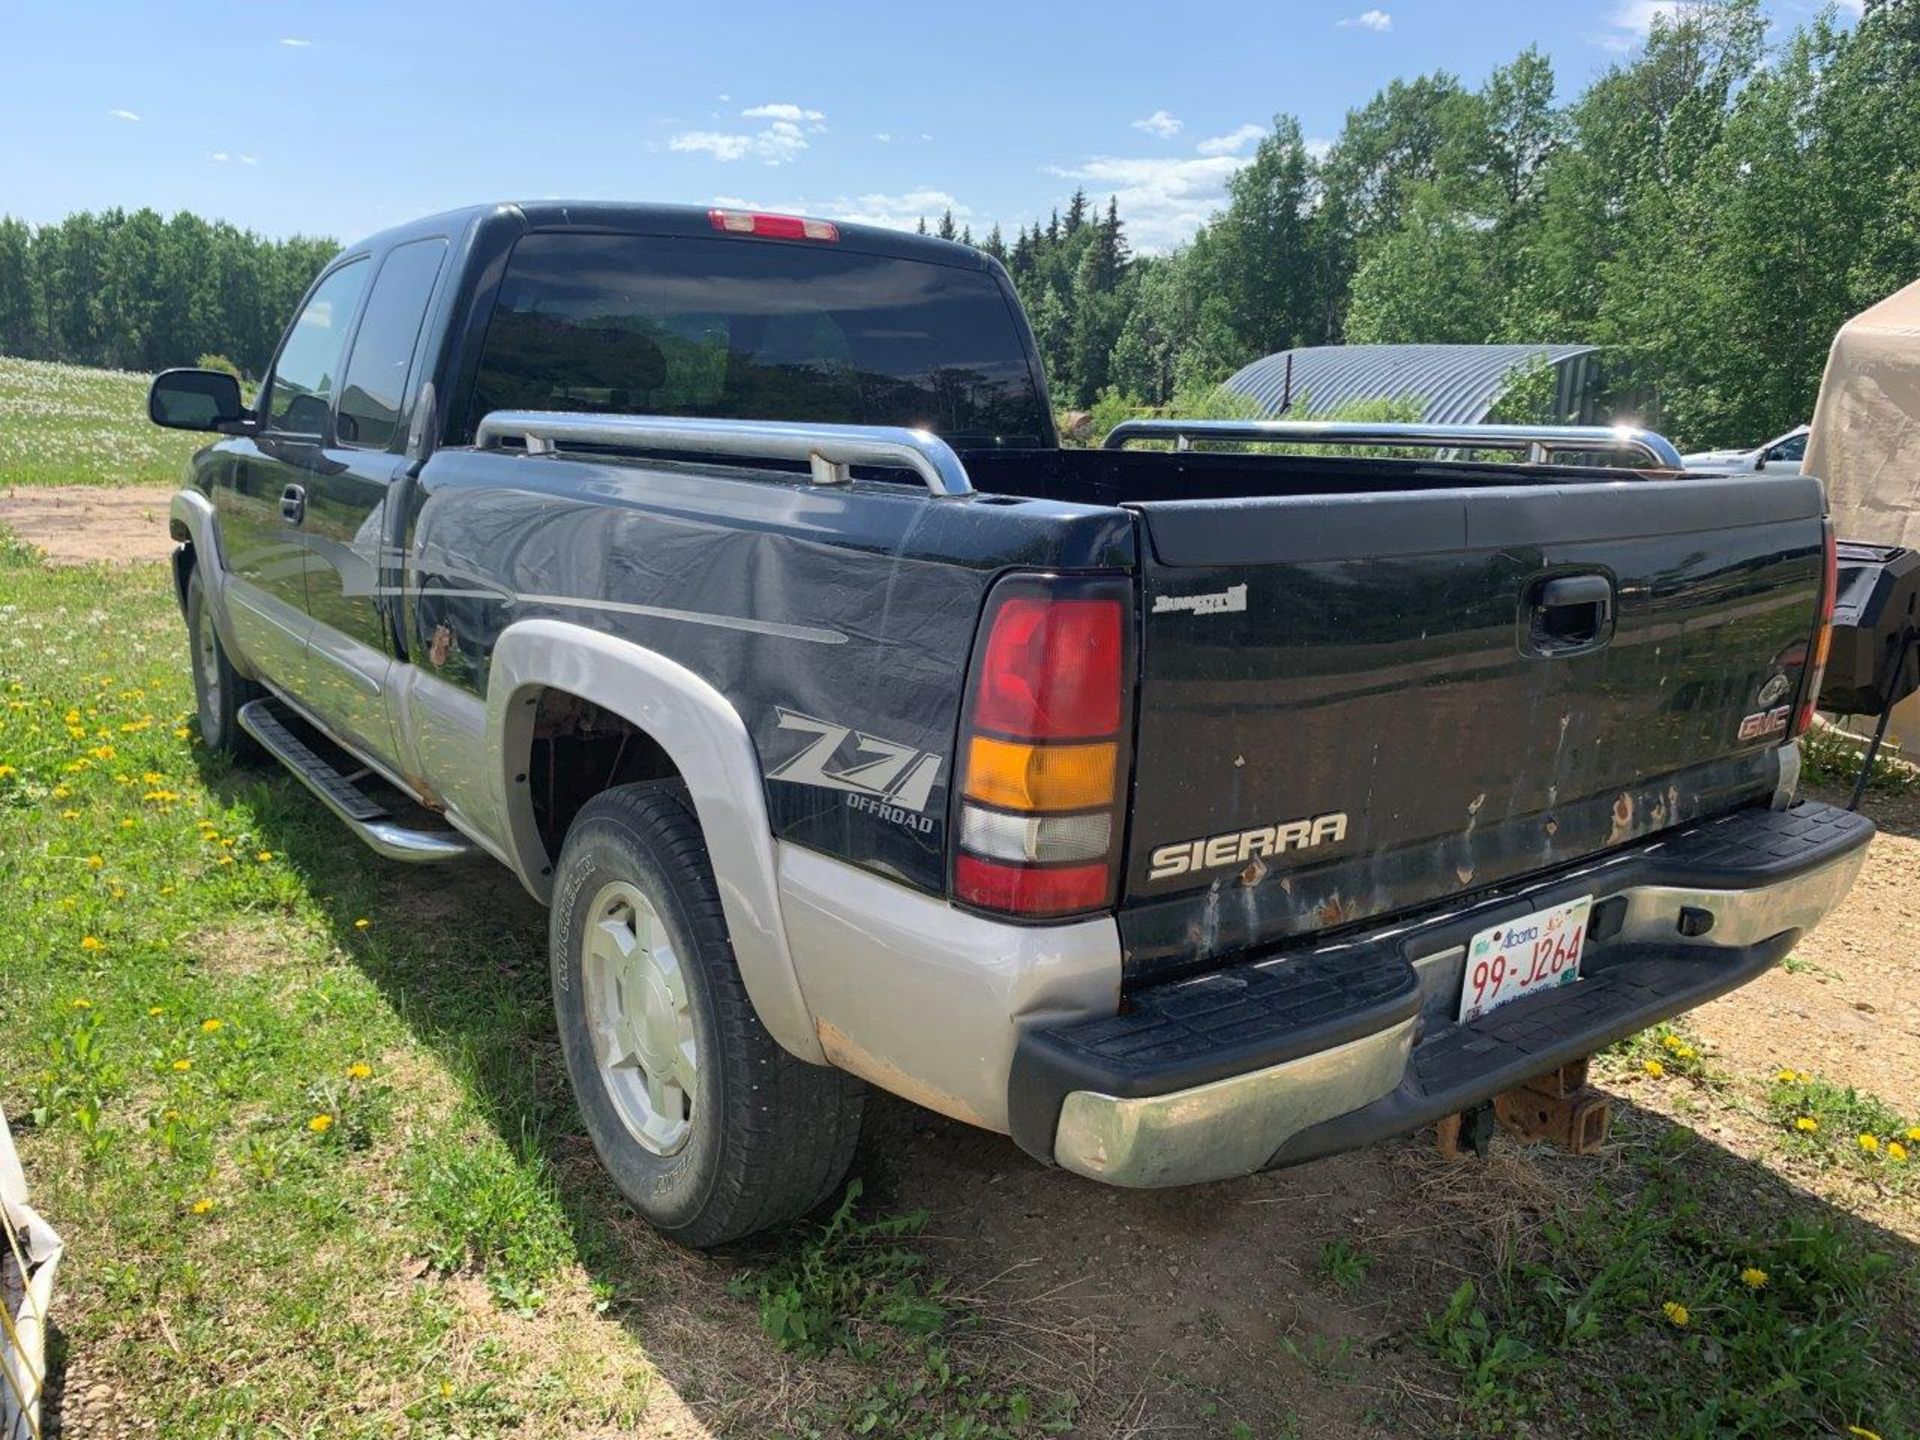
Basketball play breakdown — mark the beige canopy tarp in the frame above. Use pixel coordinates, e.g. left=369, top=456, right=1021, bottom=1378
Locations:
left=1806, top=277, right=1920, bottom=738
left=1807, top=277, right=1920, bottom=546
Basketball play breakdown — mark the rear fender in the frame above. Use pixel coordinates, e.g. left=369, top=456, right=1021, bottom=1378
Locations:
left=485, top=618, right=825, bottom=1065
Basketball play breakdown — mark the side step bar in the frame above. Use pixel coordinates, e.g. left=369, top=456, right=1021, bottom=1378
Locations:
left=236, top=699, right=475, bottom=863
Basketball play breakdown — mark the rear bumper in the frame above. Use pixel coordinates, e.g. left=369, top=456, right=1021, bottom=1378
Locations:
left=1008, top=801, right=1872, bottom=1188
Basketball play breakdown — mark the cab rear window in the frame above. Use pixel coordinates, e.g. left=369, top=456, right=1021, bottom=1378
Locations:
left=469, top=232, right=1049, bottom=448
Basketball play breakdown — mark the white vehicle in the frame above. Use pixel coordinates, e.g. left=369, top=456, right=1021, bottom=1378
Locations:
left=1681, top=424, right=1809, bottom=475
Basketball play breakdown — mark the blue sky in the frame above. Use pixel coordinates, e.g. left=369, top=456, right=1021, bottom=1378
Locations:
left=3, top=0, right=1859, bottom=253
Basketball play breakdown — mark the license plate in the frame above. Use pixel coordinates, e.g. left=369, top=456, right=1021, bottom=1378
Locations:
left=1458, top=895, right=1592, bottom=1023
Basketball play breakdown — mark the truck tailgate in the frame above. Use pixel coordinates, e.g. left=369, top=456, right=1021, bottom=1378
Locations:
left=1120, top=475, right=1826, bottom=976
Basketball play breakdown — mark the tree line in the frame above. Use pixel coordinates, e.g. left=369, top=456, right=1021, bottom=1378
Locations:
left=959, top=0, right=1920, bottom=447
left=2, top=0, right=1915, bottom=448
left=0, top=210, right=336, bottom=378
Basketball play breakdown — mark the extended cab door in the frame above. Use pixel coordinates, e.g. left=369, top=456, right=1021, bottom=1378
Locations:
left=216, top=258, right=369, bottom=686
left=300, top=237, right=450, bottom=763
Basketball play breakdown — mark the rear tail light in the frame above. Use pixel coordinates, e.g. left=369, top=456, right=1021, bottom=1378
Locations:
left=1792, top=522, right=1838, bottom=739
left=951, top=575, right=1133, bottom=919
left=708, top=208, right=839, bottom=242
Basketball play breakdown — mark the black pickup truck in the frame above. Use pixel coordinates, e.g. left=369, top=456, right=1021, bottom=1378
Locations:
left=148, top=202, right=1871, bottom=1246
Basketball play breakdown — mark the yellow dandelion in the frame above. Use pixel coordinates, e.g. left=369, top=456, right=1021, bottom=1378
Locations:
left=307, top=1114, right=334, bottom=1134
left=142, top=771, right=163, bottom=785
left=85, top=855, right=103, bottom=869
left=0, top=764, right=14, bottom=779
left=1661, top=1301, right=1689, bottom=1327
left=63, top=709, right=80, bottom=725
left=255, top=850, right=273, bottom=863
left=147, top=1006, right=164, bottom=1017
left=1643, top=1059, right=1665, bottom=1079
left=200, top=1018, right=223, bottom=1034
left=353, top=918, right=370, bottom=930
left=346, top=1061, right=372, bottom=1080
left=217, top=855, right=234, bottom=866
left=1661, top=1033, right=1682, bottom=1052
left=1906, top=1127, right=1920, bottom=1143
left=1740, top=1267, right=1769, bottom=1290
left=174, top=726, right=191, bottom=740
left=60, top=809, right=78, bottom=820
left=69, top=996, right=92, bottom=1009
left=171, top=1058, right=191, bottom=1072
left=1795, top=1116, right=1819, bottom=1133
left=89, top=745, right=115, bottom=761
left=118, top=819, right=134, bottom=830
left=51, top=784, right=69, bottom=799
left=1674, top=1044, right=1697, bottom=1061
left=220, top=837, right=235, bottom=847
left=1797, top=1070, right=1813, bottom=1083
left=79, top=935, right=103, bottom=952
left=1888, top=1142, right=1908, bottom=1163
left=191, top=1198, right=215, bottom=1215
left=1859, top=1133, right=1880, bottom=1154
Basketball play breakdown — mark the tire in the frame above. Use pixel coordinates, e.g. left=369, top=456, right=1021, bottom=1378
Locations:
left=185, top=566, right=259, bottom=758
left=550, top=779, right=864, bottom=1247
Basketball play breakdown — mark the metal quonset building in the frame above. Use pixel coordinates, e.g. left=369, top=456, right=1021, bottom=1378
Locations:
left=1221, top=343, right=1603, bottom=425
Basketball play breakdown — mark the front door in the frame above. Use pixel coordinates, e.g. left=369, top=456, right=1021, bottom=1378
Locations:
left=302, top=236, right=450, bottom=764
left=216, top=258, right=369, bottom=685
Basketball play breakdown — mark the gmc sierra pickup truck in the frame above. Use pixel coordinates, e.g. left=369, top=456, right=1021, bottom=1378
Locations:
left=148, top=201, right=1871, bottom=1247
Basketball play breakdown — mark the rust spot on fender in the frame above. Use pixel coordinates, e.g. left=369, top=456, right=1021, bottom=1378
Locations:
left=816, top=1019, right=992, bottom=1130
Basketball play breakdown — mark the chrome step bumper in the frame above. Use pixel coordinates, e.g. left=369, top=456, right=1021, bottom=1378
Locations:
left=1011, top=802, right=1873, bottom=1188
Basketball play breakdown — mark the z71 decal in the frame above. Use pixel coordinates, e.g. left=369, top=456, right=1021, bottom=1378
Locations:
left=767, top=708, right=945, bottom=820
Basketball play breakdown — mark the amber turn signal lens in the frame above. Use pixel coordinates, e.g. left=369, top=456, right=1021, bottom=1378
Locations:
left=962, top=736, right=1115, bottom=813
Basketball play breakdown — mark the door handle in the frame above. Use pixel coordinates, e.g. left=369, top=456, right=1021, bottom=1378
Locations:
left=1524, top=572, right=1614, bottom=656
left=280, top=484, right=306, bottom=525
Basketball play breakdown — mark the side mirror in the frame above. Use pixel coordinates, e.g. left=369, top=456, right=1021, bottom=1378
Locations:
left=149, top=368, right=252, bottom=434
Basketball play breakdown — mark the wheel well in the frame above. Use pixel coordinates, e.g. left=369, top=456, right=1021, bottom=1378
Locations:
left=525, top=689, right=682, bottom=858
left=170, top=539, right=195, bottom=612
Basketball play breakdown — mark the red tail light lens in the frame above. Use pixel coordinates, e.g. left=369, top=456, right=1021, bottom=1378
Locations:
left=972, top=597, right=1123, bottom=740
left=951, top=576, right=1133, bottom=920
left=1792, top=523, right=1837, bottom=739
left=708, top=209, right=839, bottom=242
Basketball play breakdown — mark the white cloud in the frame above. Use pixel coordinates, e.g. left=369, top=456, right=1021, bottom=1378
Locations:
left=1336, top=8, right=1392, bottom=31
left=873, top=132, right=892, bottom=143
left=1834, top=0, right=1865, bottom=12
left=741, top=102, right=825, bottom=124
left=1045, top=153, right=1248, bottom=252
left=669, top=104, right=826, bottom=165
left=1195, top=123, right=1264, bottom=157
left=716, top=92, right=731, bottom=102
left=920, top=133, right=934, bottom=141
left=279, top=36, right=311, bottom=47
left=239, top=154, right=257, bottom=165
left=211, top=151, right=228, bottom=162
left=1592, top=0, right=1690, bottom=48
left=108, top=108, right=140, bottom=122
left=1132, top=109, right=1183, bottom=139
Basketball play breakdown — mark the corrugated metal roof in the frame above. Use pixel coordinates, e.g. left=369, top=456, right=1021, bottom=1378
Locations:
left=1222, top=343, right=1599, bottom=425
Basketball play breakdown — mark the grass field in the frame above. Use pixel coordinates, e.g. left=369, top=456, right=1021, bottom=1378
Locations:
left=2, top=361, right=1919, bottom=1438
left=0, top=356, right=205, bottom=488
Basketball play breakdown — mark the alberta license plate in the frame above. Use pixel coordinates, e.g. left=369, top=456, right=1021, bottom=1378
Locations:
left=1458, top=895, right=1592, bottom=1023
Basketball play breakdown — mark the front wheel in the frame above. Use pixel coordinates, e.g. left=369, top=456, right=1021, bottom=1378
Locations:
left=550, top=779, right=864, bottom=1247
left=185, top=566, right=259, bottom=758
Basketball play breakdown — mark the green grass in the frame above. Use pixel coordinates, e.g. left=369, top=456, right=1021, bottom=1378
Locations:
left=1421, top=1133, right=1919, bottom=1439
left=0, top=354, right=205, bottom=487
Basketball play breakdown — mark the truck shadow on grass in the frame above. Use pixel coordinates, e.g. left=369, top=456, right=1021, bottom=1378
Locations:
left=211, top=761, right=1920, bottom=1439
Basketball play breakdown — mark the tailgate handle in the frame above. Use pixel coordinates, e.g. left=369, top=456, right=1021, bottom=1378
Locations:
left=1526, top=573, right=1614, bottom=655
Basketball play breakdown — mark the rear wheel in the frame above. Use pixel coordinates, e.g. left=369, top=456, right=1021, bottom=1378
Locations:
left=551, top=779, right=864, bottom=1247
left=185, top=567, right=259, bottom=758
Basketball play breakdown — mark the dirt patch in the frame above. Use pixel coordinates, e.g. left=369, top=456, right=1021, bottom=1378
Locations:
left=0, top=484, right=176, bottom=564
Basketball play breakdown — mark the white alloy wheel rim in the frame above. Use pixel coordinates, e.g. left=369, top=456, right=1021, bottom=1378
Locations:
left=581, top=878, right=697, bottom=1155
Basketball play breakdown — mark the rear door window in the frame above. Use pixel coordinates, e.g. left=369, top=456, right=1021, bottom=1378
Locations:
left=265, top=259, right=369, bottom=437
left=469, top=232, right=1049, bottom=446
left=337, top=238, right=448, bottom=450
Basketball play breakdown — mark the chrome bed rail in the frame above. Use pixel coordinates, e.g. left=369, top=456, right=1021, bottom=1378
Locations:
left=1101, top=419, right=1686, bottom=470
left=474, top=411, right=976, bottom=498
